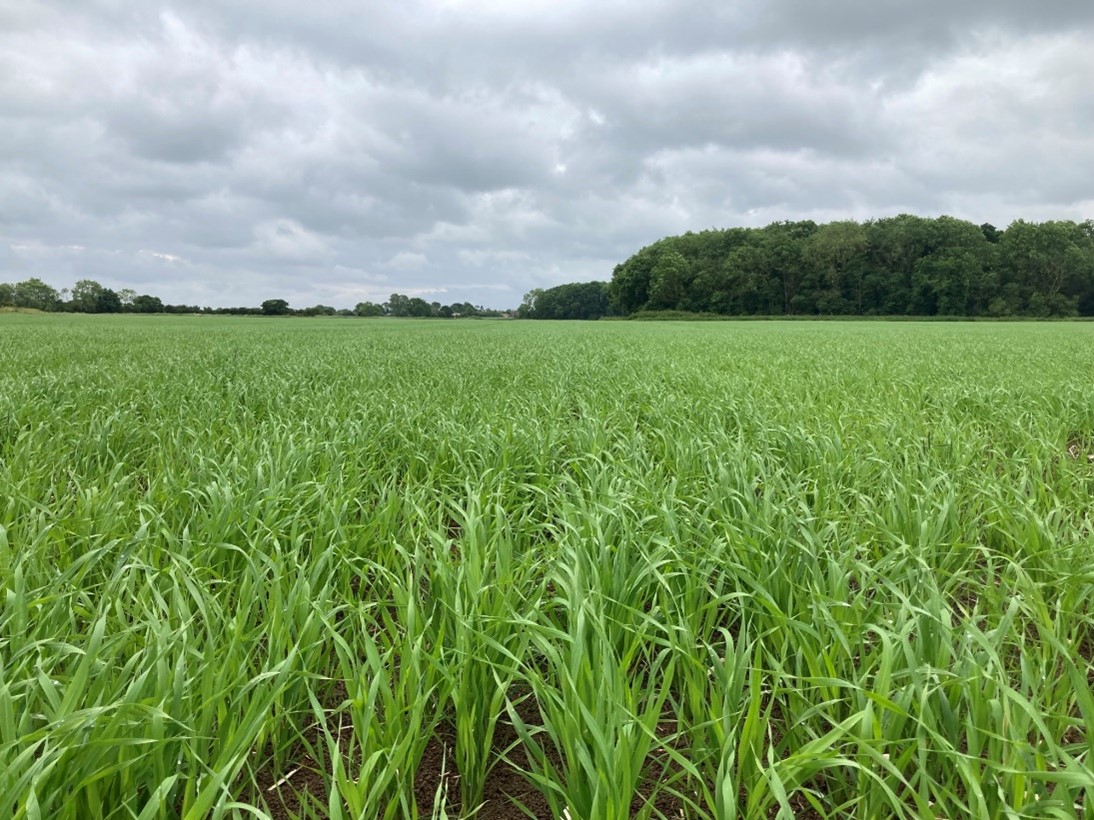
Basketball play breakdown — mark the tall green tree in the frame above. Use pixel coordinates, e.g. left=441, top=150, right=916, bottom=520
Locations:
left=646, top=250, right=689, bottom=310
left=131, top=294, right=164, bottom=313
left=354, top=301, right=385, bottom=317
left=804, top=221, right=868, bottom=313
left=405, top=297, right=433, bottom=317
left=529, top=282, right=610, bottom=319
left=720, top=244, right=779, bottom=314
left=608, top=245, right=660, bottom=314
left=95, top=288, right=122, bottom=313
left=913, top=217, right=993, bottom=315
left=13, top=278, right=60, bottom=311
left=261, top=298, right=291, bottom=315
left=516, top=289, right=544, bottom=319
left=384, top=293, right=410, bottom=317
left=761, top=221, right=817, bottom=314
left=865, top=215, right=935, bottom=314
left=70, top=279, right=106, bottom=312
left=1001, top=220, right=1093, bottom=315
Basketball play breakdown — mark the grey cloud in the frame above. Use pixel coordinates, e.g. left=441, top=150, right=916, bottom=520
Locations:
left=0, top=1, right=1091, bottom=308
left=575, top=51, right=889, bottom=164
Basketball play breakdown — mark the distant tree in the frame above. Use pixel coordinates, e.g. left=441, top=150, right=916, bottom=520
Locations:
left=608, top=246, right=658, bottom=314
left=301, top=304, right=337, bottom=316
left=718, top=245, right=778, bottom=314
left=906, top=217, right=992, bottom=315
left=1001, top=220, right=1093, bottom=314
left=758, top=221, right=817, bottom=314
left=384, top=293, right=410, bottom=317
left=529, top=281, right=610, bottom=319
left=450, top=301, right=479, bottom=317
left=379, top=293, right=436, bottom=317
left=117, top=288, right=137, bottom=310
left=647, top=251, right=689, bottom=310
left=0, top=282, right=14, bottom=306
left=96, top=288, right=122, bottom=313
left=66, top=279, right=121, bottom=313
left=131, top=294, right=165, bottom=313
left=354, top=301, right=385, bottom=317
left=517, top=289, right=544, bottom=319
left=912, top=250, right=974, bottom=315
left=13, top=278, right=60, bottom=311
left=860, top=217, right=927, bottom=312
left=70, top=279, right=106, bottom=312
left=804, top=221, right=868, bottom=313
left=261, top=298, right=291, bottom=316
left=211, top=305, right=259, bottom=315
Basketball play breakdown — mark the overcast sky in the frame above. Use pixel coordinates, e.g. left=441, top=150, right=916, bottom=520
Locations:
left=2, top=1, right=1092, bottom=309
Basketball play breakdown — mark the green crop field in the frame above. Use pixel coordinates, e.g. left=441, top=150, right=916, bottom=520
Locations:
left=1, top=315, right=1093, bottom=819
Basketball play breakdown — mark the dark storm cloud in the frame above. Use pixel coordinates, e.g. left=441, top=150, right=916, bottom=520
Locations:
left=1, top=1, right=1091, bottom=308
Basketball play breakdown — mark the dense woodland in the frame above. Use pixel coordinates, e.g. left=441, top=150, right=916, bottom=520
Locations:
left=521, top=215, right=1094, bottom=319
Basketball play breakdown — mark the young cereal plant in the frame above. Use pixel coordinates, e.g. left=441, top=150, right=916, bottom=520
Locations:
left=323, top=547, right=450, bottom=820
left=427, top=494, right=537, bottom=816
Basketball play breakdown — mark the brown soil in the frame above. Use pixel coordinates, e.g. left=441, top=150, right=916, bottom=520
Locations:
left=252, top=681, right=354, bottom=818
left=415, top=691, right=685, bottom=819
left=246, top=680, right=837, bottom=819
left=414, top=716, right=553, bottom=819
left=255, top=754, right=330, bottom=819
left=252, top=685, right=693, bottom=819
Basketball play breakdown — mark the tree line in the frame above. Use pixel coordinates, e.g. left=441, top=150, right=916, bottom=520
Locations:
left=520, top=216, right=1094, bottom=319
left=350, top=294, right=505, bottom=318
left=0, top=278, right=167, bottom=313
left=8, top=216, right=1093, bottom=321
left=0, top=279, right=505, bottom=318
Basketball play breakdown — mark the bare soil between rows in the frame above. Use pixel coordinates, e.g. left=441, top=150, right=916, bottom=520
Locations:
left=249, top=688, right=832, bottom=819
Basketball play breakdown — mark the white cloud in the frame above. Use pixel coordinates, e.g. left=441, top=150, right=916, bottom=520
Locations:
left=384, top=251, right=429, bottom=270
left=142, top=250, right=183, bottom=263
left=458, top=249, right=531, bottom=266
